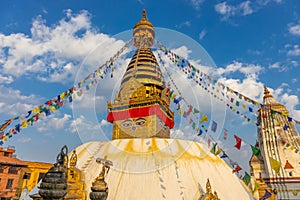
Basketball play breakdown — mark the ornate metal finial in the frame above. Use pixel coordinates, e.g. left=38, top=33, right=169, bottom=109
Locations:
left=200, top=179, right=220, bottom=200
left=133, top=9, right=155, bottom=48
left=39, top=145, right=68, bottom=200
left=141, top=9, right=148, bottom=21
left=263, top=86, right=273, bottom=99
left=90, top=156, right=113, bottom=200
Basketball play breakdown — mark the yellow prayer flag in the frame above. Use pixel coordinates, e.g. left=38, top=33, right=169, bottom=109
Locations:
left=282, top=112, right=288, bottom=116
left=50, top=106, right=56, bottom=113
left=269, top=156, right=281, bottom=174
left=60, top=92, right=65, bottom=99
left=252, top=180, right=261, bottom=193
left=171, top=94, right=177, bottom=100
left=200, top=114, right=209, bottom=124
left=32, top=107, right=40, bottom=114
left=195, top=126, right=199, bottom=132
left=21, top=121, right=27, bottom=129
left=178, top=109, right=184, bottom=115
left=242, top=104, right=246, bottom=109
left=290, top=146, right=295, bottom=150
left=215, top=147, right=222, bottom=155
left=2, top=136, right=7, bottom=141
left=73, top=93, right=76, bottom=100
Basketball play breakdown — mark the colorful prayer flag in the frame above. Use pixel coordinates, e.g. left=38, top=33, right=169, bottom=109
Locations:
left=210, top=143, right=217, bottom=154
left=242, top=172, right=251, bottom=186
left=220, top=151, right=228, bottom=159
left=269, top=156, right=281, bottom=174
left=223, top=128, right=228, bottom=140
left=251, top=145, right=260, bottom=156
left=260, top=189, right=272, bottom=200
left=253, top=180, right=261, bottom=193
left=185, top=105, right=193, bottom=116
left=200, top=114, right=209, bottom=124
left=197, top=129, right=203, bottom=136
left=193, top=108, right=200, bottom=114
left=211, top=120, right=217, bottom=132
left=234, top=135, right=242, bottom=150
left=174, top=97, right=182, bottom=104
left=0, top=120, right=12, bottom=131
left=232, top=165, right=242, bottom=173
left=215, top=146, right=222, bottom=155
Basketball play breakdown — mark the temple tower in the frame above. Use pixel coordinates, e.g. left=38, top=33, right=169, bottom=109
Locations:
left=107, top=9, right=174, bottom=139
left=250, top=87, right=300, bottom=199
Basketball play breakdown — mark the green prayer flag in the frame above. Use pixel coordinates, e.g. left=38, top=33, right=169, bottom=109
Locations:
left=193, top=108, right=200, bottom=114
left=170, top=90, right=174, bottom=98
left=210, top=143, right=217, bottom=154
left=271, top=110, right=277, bottom=115
left=236, top=101, right=240, bottom=106
left=242, top=172, right=251, bottom=186
left=251, top=145, right=260, bottom=156
left=192, top=122, right=196, bottom=130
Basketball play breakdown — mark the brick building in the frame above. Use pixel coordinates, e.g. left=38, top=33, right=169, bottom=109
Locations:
left=0, top=146, right=27, bottom=200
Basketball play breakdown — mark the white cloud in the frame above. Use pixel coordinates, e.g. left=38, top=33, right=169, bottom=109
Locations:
left=188, top=0, right=205, bottom=9
left=0, top=85, right=42, bottom=116
left=69, top=115, right=99, bottom=133
left=17, top=137, right=32, bottom=143
left=175, top=21, right=191, bottom=28
left=215, top=0, right=280, bottom=20
left=289, top=23, right=300, bottom=36
left=0, top=75, right=14, bottom=84
left=269, top=62, right=280, bottom=69
left=216, top=61, right=263, bottom=80
left=239, top=1, right=253, bottom=16
left=0, top=10, right=125, bottom=84
left=287, top=45, right=300, bottom=56
left=172, top=46, right=192, bottom=59
left=100, top=119, right=109, bottom=127
left=36, top=114, right=71, bottom=132
left=215, top=2, right=236, bottom=17
left=199, top=29, right=207, bottom=40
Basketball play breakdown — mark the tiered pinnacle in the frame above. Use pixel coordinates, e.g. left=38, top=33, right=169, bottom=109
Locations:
left=250, top=87, right=300, bottom=199
left=107, top=10, right=174, bottom=140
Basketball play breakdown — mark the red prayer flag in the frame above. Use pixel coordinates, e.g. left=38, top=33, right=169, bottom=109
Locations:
left=234, top=134, right=242, bottom=150
left=232, top=165, right=242, bottom=173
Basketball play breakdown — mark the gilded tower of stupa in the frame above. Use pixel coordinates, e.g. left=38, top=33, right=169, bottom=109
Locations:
left=107, top=9, right=174, bottom=139
left=250, top=87, right=300, bottom=199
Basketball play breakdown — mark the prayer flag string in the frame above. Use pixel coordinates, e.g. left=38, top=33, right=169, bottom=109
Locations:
left=0, top=39, right=133, bottom=144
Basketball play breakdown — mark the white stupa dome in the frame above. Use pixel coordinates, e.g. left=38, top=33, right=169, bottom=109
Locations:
left=73, top=138, right=254, bottom=199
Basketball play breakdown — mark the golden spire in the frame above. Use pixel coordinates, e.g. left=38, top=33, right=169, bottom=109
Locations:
left=262, top=86, right=287, bottom=110
left=133, top=9, right=155, bottom=48
left=107, top=10, right=174, bottom=140
left=263, top=86, right=273, bottom=99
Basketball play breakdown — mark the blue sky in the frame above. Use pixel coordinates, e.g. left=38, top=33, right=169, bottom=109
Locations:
left=0, top=0, right=300, bottom=174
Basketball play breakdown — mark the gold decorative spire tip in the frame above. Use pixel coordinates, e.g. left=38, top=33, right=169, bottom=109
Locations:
left=141, top=9, right=148, bottom=21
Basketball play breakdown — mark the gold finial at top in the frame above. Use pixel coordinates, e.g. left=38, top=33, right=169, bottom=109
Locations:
left=141, top=9, right=148, bottom=21
left=263, top=86, right=273, bottom=99
left=133, top=9, right=155, bottom=48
